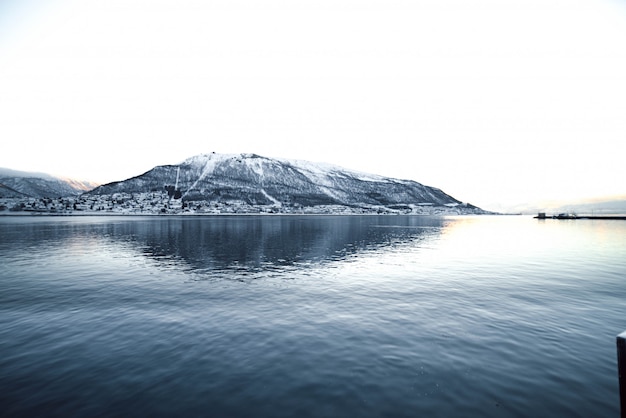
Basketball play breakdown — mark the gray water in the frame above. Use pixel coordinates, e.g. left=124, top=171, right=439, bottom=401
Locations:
left=0, top=215, right=625, bottom=417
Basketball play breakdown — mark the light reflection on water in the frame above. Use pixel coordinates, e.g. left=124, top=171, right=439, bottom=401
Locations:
left=0, top=215, right=625, bottom=417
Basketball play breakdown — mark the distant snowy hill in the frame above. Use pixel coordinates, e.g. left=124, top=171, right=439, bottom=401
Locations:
left=87, top=152, right=488, bottom=214
left=0, top=168, right=99, bottom=198
left=553, top=199, right=626, bottom=215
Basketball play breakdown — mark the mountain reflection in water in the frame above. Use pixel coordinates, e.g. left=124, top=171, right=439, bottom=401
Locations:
left=137, top=216, right=443, bottom=275
left=122, top=216, right=442, bottom=279
left=1, top=215, right=445, bottom=281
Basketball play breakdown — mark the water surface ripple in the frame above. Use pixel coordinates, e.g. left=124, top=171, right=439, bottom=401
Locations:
left=0, top=215, right=625, bottom=417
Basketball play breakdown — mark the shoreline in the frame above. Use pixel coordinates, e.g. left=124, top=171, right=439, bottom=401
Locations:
left=0, top=211, right=495, bottom=217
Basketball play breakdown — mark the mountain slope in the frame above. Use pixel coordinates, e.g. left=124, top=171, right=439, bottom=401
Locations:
left=87, top=153, right=486, bottom=213
left=0, top=168, right=99, bottom=198
left=0, top=182, right=29, bottom=198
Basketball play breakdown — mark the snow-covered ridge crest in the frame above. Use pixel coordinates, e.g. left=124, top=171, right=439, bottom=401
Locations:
left=83, top=152, right=488, bottom=215
left=278, top=157, right=388, bottom=184
left=182, top=152, right=388, bottom=183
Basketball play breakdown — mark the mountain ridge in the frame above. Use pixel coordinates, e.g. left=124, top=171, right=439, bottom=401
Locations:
left=0, top=167, right=99, bottom=198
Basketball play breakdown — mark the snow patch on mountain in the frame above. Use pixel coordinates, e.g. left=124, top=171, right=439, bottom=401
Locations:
left=261, top=189, right=281, bottom=206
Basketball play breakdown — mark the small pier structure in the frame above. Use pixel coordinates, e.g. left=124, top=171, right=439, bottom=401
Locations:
left=534, top=213, right=626, bottom=220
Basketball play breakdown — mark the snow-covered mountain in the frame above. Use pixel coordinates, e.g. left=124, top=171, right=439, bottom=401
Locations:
left=0, top=168, right=98, bottom=198
left=87, top=152, right=488, bottom=214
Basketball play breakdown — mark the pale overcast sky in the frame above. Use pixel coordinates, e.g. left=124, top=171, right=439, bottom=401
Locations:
left=1, top=0, right=625, bottom=212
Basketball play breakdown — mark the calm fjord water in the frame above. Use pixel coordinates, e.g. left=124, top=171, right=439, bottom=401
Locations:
left=0, top=215, right=625, bottom=417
